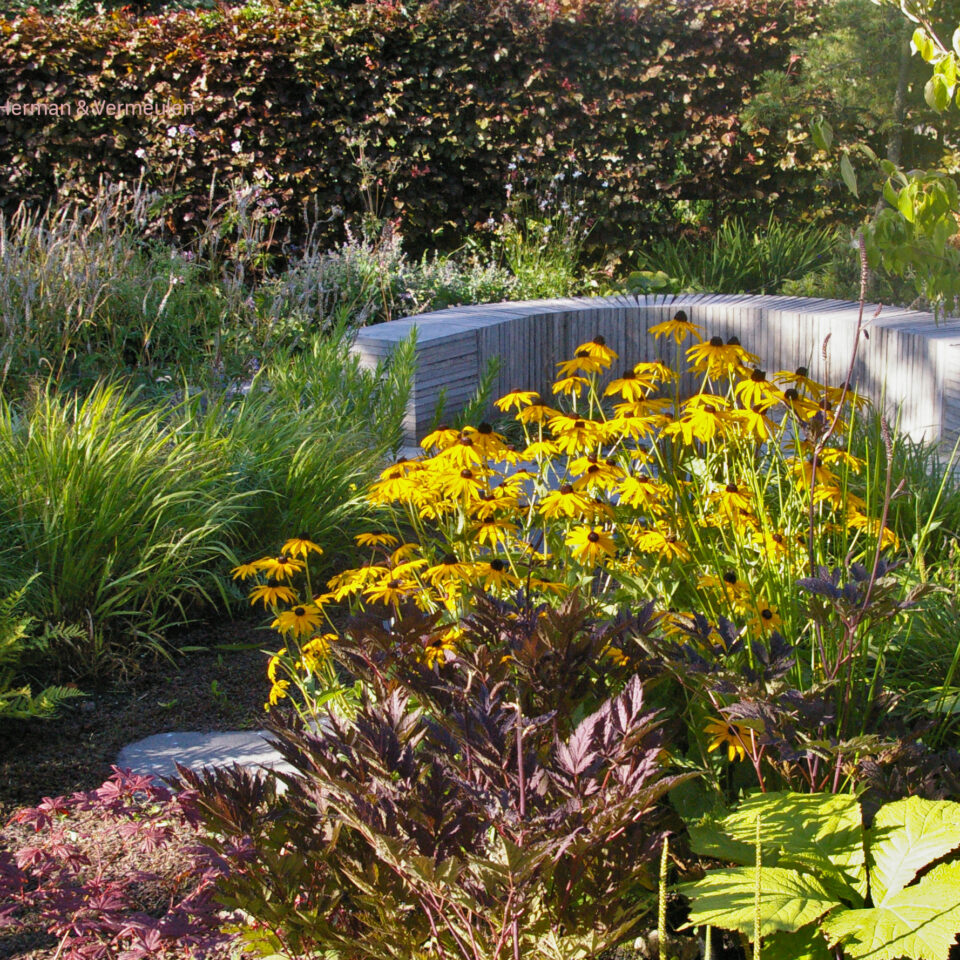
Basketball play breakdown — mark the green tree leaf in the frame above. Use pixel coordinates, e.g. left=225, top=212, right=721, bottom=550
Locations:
left=840, top=152, right=859, bottom=197
left=822, top=863, right=960, bottom=960
left=868, top=796, right=960, bottom=904
left=763, top=923, right=834, bottom=960
left=679, top=867, right=838, bottom=937
left=719, top=792, right=866, bottom=902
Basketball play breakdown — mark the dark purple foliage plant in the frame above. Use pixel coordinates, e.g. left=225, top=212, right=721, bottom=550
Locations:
left=178, top=593, right=695, bottom=960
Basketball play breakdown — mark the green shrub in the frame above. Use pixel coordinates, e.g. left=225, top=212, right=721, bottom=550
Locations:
left=0, top=0, right=817, bottom=256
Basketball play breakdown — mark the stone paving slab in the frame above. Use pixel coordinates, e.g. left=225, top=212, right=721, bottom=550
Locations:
left=117, top=730, right=295, bottom=781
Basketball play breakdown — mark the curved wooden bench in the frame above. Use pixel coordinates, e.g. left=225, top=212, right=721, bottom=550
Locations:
left=352, top=294, right=960, bottom=449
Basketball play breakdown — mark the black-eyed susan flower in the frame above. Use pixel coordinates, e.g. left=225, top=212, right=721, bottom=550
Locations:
left=747, top=605, right=782, bottom=636
left=477, top=558, right=520, bottom=591
left=434, top=434, right=480, bottom=469
left=522, top=439, right=560, bottom=460
left=272, top=603, right=323, bottom=638
left=773, top=365, right=823, bottom=394
left=356, top=532, right=400, bottom=549
left=473, top=518, right=519, bottom=548
left=556, top=349, right=606, bottom=378
left=539, top=484, right=590, bottom=520
left=662, top=401, right=728, bottom=445
left=473, top=421, right=509, bottom=458
left=549, top=415, right=598, bottom=455
left=846, top=509, right=899, bottom=550
left=495, top=389, right=541, bottom=412
left=576, top=335, right=618, bottom=366
left=711, top=482, right=753, bottom=516
left=752, top=529, right=793, bottom=562
left=648, top=310, right=704, bottom=344
left=728, top=406, right=776, bottom=443
left=571, top=460, right=621, bottom=493
left=368, top=468, right=418, bottom=504
left=266, top=678, right=291, bottom=709
left=364, top=575, right=416, bottom=607
left=631, top=525, right=691, bottom=562
left=249, top=581, right=298, bottom=608
left=552, top=375, right=590, bottom=397
left=604, top=369, right=652, bottom=403
left=300, top=633, right=335, bottom=672
left=327, top=565, right=386, bottom=601
left=517, top=401, right=558, bottom=425
left=566, top=525, right=616, bottom=564
left=635, top=359, right=678, bottom=384
left=704, top=717, right=753, bottom=762
left=281, top=535, right=324, bottom=559
left=819, top=447, right=865, bottom=473
left=779, top=388, right=820, bottom=421
left=420, top=425, right=461, bottom=452
left=617, top=474, right=669, bottom=514
left=424, top=553, right=473, bottom=587
left=231, top=561, right=261, bottom=581
left=734, top=369, right=781, bottom=410
left=422, top=628, right=459, bottom=668
left=698, top=570, right=753, bottom=614
left=443, top=467, right=486, bottom=501
left=256, top=554, right=305, bottom=580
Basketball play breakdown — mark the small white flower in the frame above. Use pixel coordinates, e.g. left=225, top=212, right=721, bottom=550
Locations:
left=231, top=140, right=242, bottom=154
left=602, top=180, right=609, bottom=188
left=135, top=148, right=147, bottom=160
left=167, top=126, right=178, bottom=138
left=572, top=170, right=582, bottom=179
left=507, top=162, right=516, bottom=171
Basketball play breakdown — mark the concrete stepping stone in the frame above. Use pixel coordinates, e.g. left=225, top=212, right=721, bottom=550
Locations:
left=116, top=729, right=294, bottom=781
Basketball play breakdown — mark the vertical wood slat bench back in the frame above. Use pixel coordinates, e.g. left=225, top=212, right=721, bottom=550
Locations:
left=352, top=294, right=960, bottom=451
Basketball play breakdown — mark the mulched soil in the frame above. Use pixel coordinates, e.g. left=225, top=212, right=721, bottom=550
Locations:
left=0, top=616, right=272, bottom=822
left=1, top=617, right=273, bottom=959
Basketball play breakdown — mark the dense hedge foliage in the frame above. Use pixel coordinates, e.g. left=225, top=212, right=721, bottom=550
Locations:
left=0, top=0, right=820, bottom=253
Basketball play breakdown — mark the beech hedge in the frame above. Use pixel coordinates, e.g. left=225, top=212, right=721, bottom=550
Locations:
left=0, top=0, right=821, bottom=253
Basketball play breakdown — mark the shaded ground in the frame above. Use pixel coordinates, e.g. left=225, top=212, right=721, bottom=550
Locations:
left=0, top=617, right=272, bottom=821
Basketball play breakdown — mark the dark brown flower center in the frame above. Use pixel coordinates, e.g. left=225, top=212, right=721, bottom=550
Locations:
left=795, top=366, right=808, bottom=378
left=460, top=469, right=474, bottom=479
left=723, top=571, right=738, bottom=585
left=709, top=336, right=724, bottom=347
left=761, top=608, right=774, bottom=620
left=587, top=532, right=600, bottom=543
left=592, top=335, right=606, bottom=346
left=293, top=606, right=306, bottom=617
left=751, top=369, right=766, bottom=382
left=725, top=483, right=739, bottom=493
left=490, top=559, right=506, bottom=571
left=478, top=422, right=493, bottom=434
left=674, top=310, right=688, bottom=323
